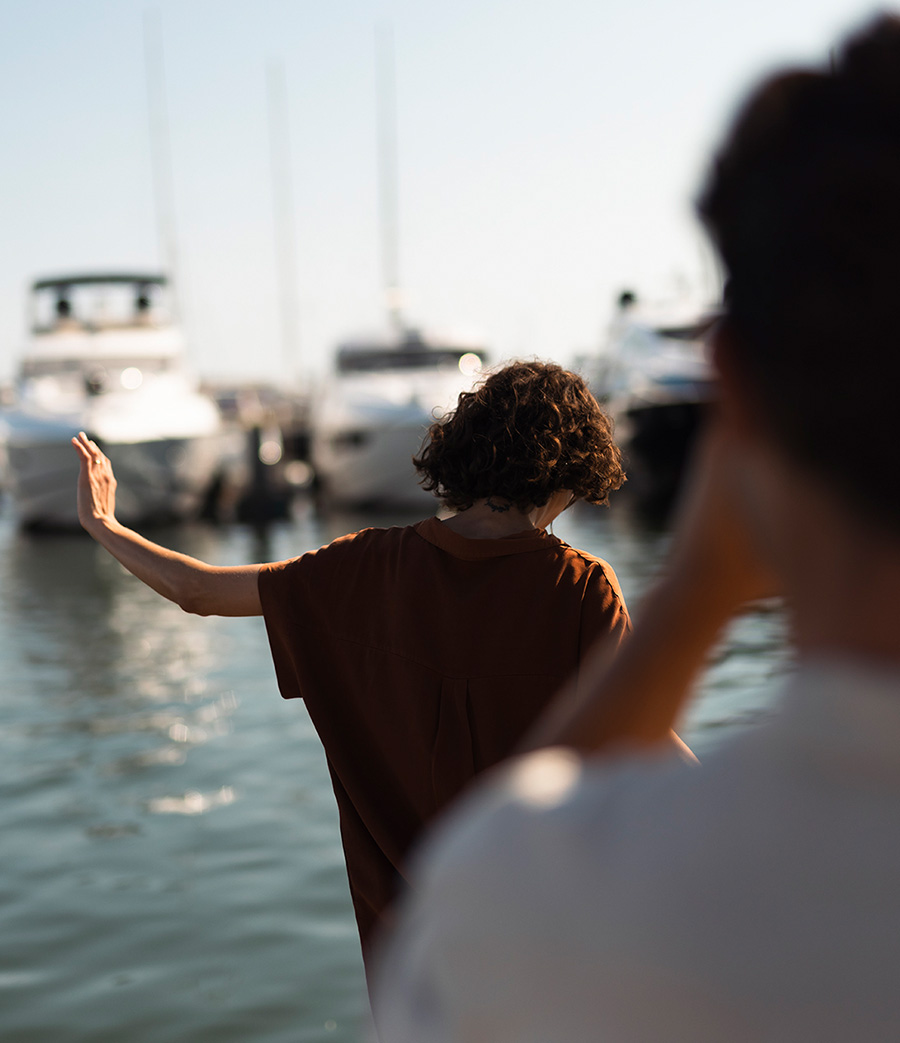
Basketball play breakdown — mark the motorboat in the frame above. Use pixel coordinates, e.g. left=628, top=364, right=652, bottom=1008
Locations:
left=0, top=272, right=229, bottom=528
left=311, top=329, right=487, bottom=509
left=586, top=292, right=718, bottom=511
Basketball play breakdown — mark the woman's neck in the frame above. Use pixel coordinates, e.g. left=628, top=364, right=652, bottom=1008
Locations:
left=441, top=498, right=542, bottom=539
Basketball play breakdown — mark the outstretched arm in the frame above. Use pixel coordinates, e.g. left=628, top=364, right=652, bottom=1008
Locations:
left=526, top=420, right=779, bottom=754
left=72, top=432, right=264, bottom=616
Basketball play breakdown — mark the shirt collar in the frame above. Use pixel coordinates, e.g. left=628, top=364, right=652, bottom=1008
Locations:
left=414, top=515, right=558, bottom=560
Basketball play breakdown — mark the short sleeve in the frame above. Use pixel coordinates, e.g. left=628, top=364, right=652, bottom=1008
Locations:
left=257, top=530, right=363, bottom=701
left=258, top=556, right=311, bottom=700
left=579, top=560, right=631, bottom=663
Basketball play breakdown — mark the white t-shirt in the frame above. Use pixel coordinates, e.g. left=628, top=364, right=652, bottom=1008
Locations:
left=372, top=658, right=900, bottom=1042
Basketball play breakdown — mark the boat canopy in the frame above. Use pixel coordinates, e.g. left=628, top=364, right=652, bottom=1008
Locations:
left=29, top=273, right=172, bottom=335
left=32, top=273, right=167, bottom=292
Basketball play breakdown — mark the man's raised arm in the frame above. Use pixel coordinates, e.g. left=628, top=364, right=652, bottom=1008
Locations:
left=525, top=419, right=779, bottom=756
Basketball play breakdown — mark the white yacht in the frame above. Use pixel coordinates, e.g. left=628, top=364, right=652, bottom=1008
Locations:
left=0, top=273, right=228, bottom=528
left=586, top=292, right=718, bottom=509
left=311, top=330, right=487, bottom=509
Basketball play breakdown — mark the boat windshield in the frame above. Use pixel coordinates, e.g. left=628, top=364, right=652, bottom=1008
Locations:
left=30, top=276, right=171, bottom=333
left=337, top=347, right=486, bottom=374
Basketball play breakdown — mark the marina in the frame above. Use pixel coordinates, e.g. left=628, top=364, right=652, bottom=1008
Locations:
left=0, top=259, right=768, bottom=1043
left=0, top=494, right=788, bottom=1042
left=0, top=3, right=860, bottom=1039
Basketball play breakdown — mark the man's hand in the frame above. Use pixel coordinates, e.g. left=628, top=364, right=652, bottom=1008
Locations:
left=72, top=431, right=117, bottom=533
left=664, top=419, right=780, bottom=615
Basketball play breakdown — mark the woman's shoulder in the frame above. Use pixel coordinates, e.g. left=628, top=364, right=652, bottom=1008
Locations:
left=551, top=536, right=618, bottom=575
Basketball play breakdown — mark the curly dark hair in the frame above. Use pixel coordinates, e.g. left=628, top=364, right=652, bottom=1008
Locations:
left=697, top=14, right=900, bottom=528
left=413, top=361, right=625, bottom=511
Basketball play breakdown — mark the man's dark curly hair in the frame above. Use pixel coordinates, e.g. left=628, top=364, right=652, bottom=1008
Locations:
left=697, top=14, right=900, bottom=528
left=413, top=361, right=625, bottom=512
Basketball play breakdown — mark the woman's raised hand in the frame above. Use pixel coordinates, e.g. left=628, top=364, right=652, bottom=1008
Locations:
left=69, top=431, right=263, bottom=616
left=71, top=431, right=118, bottom=533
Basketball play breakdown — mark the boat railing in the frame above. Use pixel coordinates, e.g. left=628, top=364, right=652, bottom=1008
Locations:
left=31, top=315, right=168, bottom=335
left=20, top=356, right=176, bottom=380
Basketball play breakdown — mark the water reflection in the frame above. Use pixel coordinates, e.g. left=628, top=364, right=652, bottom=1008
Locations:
left=147, top=785, right=237, bottom=816
left=3, top=525, right=218, bottom=702
left=0, top=519, right=239, bottom=801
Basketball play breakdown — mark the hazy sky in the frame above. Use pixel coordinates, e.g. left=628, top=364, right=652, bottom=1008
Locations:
left=0, top=0, right=884, bottom=384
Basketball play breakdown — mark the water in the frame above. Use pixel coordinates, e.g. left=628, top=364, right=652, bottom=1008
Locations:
left=0, top=495, right=788, bottom=1042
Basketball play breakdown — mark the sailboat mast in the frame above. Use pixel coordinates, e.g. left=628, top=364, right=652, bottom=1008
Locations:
left=267, top=59, right=301, bottom=379
left=143, top=9, right=180, bottom=314
left=375, top=22, right=403, bottom=335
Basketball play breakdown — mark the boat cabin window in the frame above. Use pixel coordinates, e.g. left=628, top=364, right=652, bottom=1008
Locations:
left=654, top=322, right=714, bottom=342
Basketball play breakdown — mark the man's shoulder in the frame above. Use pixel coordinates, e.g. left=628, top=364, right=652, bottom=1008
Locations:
left=373, top=734, right=797, bottom=1039
left=412, top=746, right=697, bottom=899
left=374, top=746, right=715, bottom=1033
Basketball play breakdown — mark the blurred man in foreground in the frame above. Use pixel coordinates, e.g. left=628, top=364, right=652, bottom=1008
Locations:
left=373, top=15, right=900, bottom=1040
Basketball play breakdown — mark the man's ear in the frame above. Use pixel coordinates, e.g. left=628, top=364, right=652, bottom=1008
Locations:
left=709, top=318, right=761, bottom=438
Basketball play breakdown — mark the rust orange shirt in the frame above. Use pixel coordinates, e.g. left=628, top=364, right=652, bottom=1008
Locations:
left=258, top=515, right=629, bottom=961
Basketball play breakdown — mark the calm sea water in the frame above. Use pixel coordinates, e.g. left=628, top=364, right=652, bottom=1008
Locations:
left=0, top=493, right=788, bottom=1043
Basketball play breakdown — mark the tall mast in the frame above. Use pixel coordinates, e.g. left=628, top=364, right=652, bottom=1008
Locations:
left=375, top=22, right=403, bottom=335
left=267, top=59, right=301, bottom=378
left=143, top=9, right=180, bottom=313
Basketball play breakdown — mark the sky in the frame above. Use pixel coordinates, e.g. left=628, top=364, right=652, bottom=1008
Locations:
left=0, top=0, right=887, bottom=385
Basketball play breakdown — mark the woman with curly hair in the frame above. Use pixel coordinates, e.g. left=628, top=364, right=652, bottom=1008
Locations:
left=415, top=360, right=624, bottom=523
left=71, top=359, right=629, bottom=983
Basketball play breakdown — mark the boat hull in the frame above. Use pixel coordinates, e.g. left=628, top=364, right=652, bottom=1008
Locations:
left=617, top=396, right=712, bottom=516
left=311, top=352, right=483, bottom=510
left=586, top=303, right=717, bottom=517
left=312, top=415, right=438, bottom=509
left=1, top=414, right=227, bottom=529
